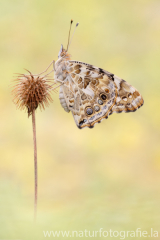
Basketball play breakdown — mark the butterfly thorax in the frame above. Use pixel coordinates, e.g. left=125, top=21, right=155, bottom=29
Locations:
left=55, top=59, right=70, bottom=83
left=55, top=46, right=71, bottom=82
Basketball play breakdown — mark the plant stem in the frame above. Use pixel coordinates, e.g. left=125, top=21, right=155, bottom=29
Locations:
left=32, top=109, right=37, bottom=221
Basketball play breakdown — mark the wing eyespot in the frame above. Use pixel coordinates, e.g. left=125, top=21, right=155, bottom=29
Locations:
left=85, top=107, right=94, bottom=116
left=98, top=99, right=103, bottom=105
left=94, top=105, right=100, bottom=112
left=100, top=93, right=107, bottom=101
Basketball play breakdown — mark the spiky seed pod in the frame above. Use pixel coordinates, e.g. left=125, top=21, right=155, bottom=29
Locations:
left=12, top=70, right=53, bottom=116
left=11, top=67, right=56, bottom=222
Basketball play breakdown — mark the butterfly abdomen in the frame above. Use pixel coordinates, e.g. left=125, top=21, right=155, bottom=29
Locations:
left=59, top=85, right=70, bottom=113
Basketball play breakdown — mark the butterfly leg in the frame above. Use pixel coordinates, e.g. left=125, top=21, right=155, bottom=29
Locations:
left=52, top=60, right=55, bottom=71
left=54, top=78, right=64, bottom=83
left=40, top=60, right=57, bottom=78
left=51, top=78, right=64, bottom=86
left=41, top=60, right=55, bottom=74
left=52, top=79, right=73, bottom=94
left=33, top=61, right=55, bottom=76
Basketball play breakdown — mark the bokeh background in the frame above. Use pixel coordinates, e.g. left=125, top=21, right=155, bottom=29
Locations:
left=0, top=0, right=160, bottom=239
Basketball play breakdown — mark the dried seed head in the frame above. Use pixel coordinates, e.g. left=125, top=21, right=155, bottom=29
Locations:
left=12, top=70, right=54, bottom=116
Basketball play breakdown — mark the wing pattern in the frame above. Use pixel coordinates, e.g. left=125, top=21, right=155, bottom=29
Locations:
left=59, top=60, right=144, bottom=129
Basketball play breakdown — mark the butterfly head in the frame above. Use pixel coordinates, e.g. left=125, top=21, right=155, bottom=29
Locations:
left=58, top=44, right=71, bottom=60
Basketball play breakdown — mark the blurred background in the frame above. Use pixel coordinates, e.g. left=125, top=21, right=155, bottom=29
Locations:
left=0, top=0, right=160, bottom=239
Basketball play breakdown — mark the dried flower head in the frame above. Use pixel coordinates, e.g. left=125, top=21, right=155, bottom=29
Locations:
left=12, top=69, right=54, bottom=116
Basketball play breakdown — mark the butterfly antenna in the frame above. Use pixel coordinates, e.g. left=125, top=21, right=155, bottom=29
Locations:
left=66, top=19, right=73, bottom=51
left=67, top=22, right=79, bottom=51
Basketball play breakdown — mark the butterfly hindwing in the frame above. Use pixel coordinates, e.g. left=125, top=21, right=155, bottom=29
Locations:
left=111, top=76, right=144, bottom=114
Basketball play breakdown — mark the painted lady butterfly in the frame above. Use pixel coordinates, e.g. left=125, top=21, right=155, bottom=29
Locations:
left=53, top=21, right=144, bottom=129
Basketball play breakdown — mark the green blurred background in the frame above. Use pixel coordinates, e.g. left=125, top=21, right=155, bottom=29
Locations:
left=0, top=0, right=160, bottom=239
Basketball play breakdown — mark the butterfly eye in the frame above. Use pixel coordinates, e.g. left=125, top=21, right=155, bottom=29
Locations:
left=100, top=93, right=107, bottom=101
left=86, top=107, right=93, bottom=115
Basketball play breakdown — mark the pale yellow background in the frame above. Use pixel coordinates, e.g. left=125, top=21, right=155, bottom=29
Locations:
left=0, top=0, right=160, bottom=239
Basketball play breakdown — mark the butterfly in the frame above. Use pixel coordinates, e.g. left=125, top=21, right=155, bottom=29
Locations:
left=54, top=21, right=144, bottom=129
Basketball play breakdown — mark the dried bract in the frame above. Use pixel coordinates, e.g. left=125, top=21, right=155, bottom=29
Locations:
left=12, top=70, right=53, bottom=116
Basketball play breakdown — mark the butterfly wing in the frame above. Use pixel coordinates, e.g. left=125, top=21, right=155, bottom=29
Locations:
left=111, top=76, right=144, bottom=114
left=60, top=60, right=143, bottom=129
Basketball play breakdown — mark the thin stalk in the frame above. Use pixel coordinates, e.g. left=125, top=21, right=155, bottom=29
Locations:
left=32, top=109, right=37, bottom=222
